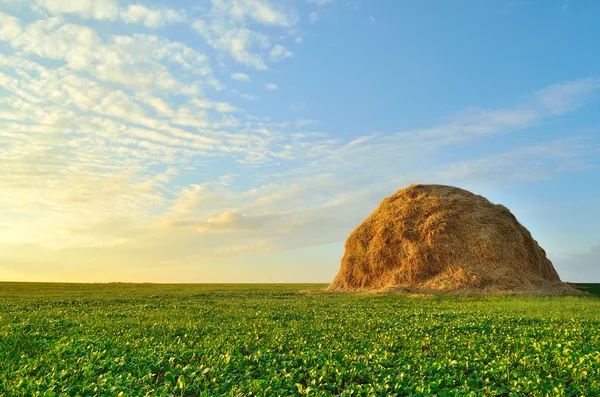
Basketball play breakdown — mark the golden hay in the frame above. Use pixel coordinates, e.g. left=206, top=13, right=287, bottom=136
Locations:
left=327, top=184, right=581, bottom=295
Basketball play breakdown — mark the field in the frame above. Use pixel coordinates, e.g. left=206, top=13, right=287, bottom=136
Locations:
left=1, top=283, right=599, bottom=396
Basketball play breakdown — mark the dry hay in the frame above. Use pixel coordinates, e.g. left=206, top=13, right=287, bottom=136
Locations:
left=328, top=184, right=581, bottom=295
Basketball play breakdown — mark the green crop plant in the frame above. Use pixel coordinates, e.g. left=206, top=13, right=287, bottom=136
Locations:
left=0, top=283, right=598, bottom=396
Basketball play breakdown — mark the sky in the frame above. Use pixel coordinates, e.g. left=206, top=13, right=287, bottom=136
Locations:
left=0, top=0, right=599, bottom=283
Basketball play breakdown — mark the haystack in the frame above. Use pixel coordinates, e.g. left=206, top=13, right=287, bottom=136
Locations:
left=328, top=184, right=578, bottom=295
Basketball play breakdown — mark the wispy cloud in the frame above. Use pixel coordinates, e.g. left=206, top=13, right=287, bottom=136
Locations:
left=269, top=44, right=293, bottom=61
left=307, top=0, right=336, bottom=24
left=0, top=9, right=327, bottom=258
left=0, top=17, right=213, bottom=94
left=34, top=0, right=186, bottom=28
left=232, top=89, right=258, bottom=101
left=191, top=0, right=298, bottom=70
left=34, top=0, right=120, bottom=21
left=537, top=78, right=600, bottom=114
left=191, top=98, right=239, bottom=113
left=120, top=4, right=186, bottom=28
left=231, top=72, right=251, bottom=82
left=265, top=83, right=278, bottom=90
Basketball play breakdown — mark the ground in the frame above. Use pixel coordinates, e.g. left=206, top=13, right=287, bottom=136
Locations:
left=1, top=283, right=599, bottom=396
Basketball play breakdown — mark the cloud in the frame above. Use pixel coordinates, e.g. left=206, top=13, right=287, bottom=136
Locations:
left=155, top=133, right=599, bottom=258
left=425, top=138, right=594, bottom=188
left=191, top=98, right=239, bottom=113
left=347, top=135, right=375, bottom=146
left=0, top=11, right=22, bottom=40
left=216, top=102, right=239, bottom=113
left=537, top=78, right=600, bottom=114
left=232, top=89, right=258, bottom=101
left=265, top=83, right=278, bottom=90
left=34, top=0, right=119, bottom=20
left=269, top=44, right=293, bottom=61
left=33, top=0, right=186, bottom=28
left=120, top=4, right=186, bottom=28
left=0, top=8, right=312, bottom=263
left=0, top=14, right=326, bottom=257
left=307, top=0, right=335, bottom=24
left=191, top=0, right=298, bottom=70
left=192, top=211, right=286, bottom=233
left=192, top=21, right=270, bottom=70
left=231, top=72, right=251, bottom=82
left=140, top=96, right=173, bottom=117
left=1, top=18, right=215, bottom=94
left=221, top=0, right=295, bottom=26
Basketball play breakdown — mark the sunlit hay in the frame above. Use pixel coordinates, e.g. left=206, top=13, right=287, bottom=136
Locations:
left=327, top=184, right=581, bottom=295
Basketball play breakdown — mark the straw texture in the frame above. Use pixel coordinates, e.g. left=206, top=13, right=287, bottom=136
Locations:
left=328, top=184, right=579, bottom=295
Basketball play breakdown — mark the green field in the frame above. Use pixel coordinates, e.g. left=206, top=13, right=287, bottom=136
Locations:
left=1, top=283, right=599, bottom=396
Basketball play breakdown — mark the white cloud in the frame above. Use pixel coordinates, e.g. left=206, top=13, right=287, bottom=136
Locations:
left=193, top=210, right=285, bottom=233
left=0, top=18, right=214, bottom=94
left=192, top=21, right=271, bottom=70
left=537, top=79, right=600, bottom=114
left=429, top=138, right=591, bottom=187
left=0, top=8, right=316, bottom=263
left=35, top=0, right=119, bottom=21
left=347, top=135, right=375, bottom=146
left=269, top=44, right=293, bottom=61
left=0, top=16, right=301, bottom=194
left=139, top=95, right=173, bottom=117
left=232, top=89, right=258, bottom=101
left=240, top=0, right=294, bottom=26
left=157, top=133, right=598, bottom=257
left=120, top=4, right=186, bottom=28
left=14, top=19, right=100, bottom=70
left=369, top=16, right=376, bottom=24
left=34, top=0, right=185, bottom=28
left=191, top=98, right=239, bottom=113
left=211, top=0, right=295, bottom=27
left=265, top=83, right=278, bottom=90
left=307, top=0, right=335, bottom=25
left=191, top=0, right=298, bottom=70
left=215, top=102, right=239, bottom=113
left=0, top=12, right=22, bottom=40
left=231, top=72, right=251, bottom=82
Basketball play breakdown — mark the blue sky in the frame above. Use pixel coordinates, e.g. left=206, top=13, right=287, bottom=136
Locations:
left=0, top=0, right=598, bottom=283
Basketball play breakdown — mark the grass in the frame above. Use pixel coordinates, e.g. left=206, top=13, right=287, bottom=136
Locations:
left=0, top=282, right=599, bottom=396
left=573, top=283, right=600, bottom=297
